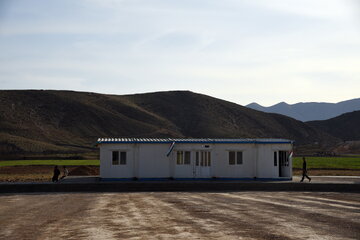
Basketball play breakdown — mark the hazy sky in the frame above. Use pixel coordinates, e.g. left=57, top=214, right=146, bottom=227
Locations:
left=0, top=0, right=359, bottom=106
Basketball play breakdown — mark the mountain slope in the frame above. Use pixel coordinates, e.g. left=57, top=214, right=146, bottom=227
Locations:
left=307, top=111, right=360, bottom=141
left=123, top=91, right=335, bottom=143
left=0, top=90, right=181, bottom=158
left=246, top=98, right=360, bottom=121
left=0, top=90, right=339, bottom=159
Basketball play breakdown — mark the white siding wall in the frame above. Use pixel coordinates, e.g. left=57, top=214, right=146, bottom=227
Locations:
left=256, top=144, right=292, bottom=178
left=100, top=144, right=135, bottom=178
left=138, top=144, right=170, bottom=178
left=256, top=144, right=276, bottom=178
left=212, top=144, right=255, bottom=178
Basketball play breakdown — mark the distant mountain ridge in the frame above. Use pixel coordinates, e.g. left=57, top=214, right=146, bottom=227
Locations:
left=0, top=90, right=338, bottom=159
left=246, top=98, right=360, bottom=122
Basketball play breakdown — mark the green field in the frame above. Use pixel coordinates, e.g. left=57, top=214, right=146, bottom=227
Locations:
left=293, top=157, right=360, bottom=169
left=0, top=159, right=99, bottom=167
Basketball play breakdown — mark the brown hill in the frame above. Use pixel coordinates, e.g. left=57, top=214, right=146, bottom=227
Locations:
left=123, top=91, right=336, bottom=142
left=307, top=111, right=360, bottom=141
left=0, top=90, right=338, bottom=159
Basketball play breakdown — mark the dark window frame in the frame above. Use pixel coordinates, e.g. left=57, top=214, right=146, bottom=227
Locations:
left=176, top=151, right=191, bottom=165
left=236, top=152, right=243, bottom=165
left=176, top=151, right=183, bottom=165
left=229, top=151, right=235, bottom=165
left=120, top=151, right=127, bottom=165
left=112, top=151, right=127, bottom=165
left=112, top=151, right=119, bottom=165
left=184, top=151, right=191, bottom=165
left=229, top=151, right=243, bottom=165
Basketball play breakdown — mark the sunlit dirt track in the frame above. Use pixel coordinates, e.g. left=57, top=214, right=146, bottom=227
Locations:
left=0, top=192, right=359, bottom=240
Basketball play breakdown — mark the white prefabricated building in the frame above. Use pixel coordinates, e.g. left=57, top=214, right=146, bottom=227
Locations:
left=97, top=138, right=293, bottom=180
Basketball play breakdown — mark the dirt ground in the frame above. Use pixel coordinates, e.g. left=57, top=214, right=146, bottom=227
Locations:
left=0, top=166, right=99, bottom=182
left=0, top=192, right=359, bottom=240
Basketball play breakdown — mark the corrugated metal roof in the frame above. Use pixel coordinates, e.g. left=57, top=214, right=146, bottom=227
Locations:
left=97, top=138, right=293, bottom=144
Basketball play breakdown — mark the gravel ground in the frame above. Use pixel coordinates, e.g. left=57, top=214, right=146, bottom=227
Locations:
left=0, top=192, right=359, bottom=240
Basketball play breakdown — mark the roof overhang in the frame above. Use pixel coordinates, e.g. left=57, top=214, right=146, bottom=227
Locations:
left=97, top=138, right=294, bottom=145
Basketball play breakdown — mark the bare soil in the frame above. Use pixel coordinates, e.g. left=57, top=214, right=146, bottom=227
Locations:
left=0, top=192, right=359, bottom=240
left=0, top=166, right=99, bottom=182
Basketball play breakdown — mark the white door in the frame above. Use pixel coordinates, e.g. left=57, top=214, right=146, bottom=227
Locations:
left=193, top=151, right=211, bottom=178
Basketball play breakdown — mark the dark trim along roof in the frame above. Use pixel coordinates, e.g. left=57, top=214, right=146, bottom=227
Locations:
left=97, top=138, right=293, bottom=144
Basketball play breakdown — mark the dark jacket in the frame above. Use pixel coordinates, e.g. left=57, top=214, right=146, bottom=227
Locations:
left=302, top=161, right=307, bottom=173
left=52, top=167, right=60, bottom=181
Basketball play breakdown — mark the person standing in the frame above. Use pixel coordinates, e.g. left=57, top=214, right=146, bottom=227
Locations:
left=300, top=157, right=311, bottom=182
left=52, top=165, right=60, bottom=182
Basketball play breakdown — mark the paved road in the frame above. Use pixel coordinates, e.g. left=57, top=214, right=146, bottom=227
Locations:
left=0, top=192, right=359, bottom=240
left=62, top=175, right=360, bottom=184
left=292, top=175, right=360, bottom=184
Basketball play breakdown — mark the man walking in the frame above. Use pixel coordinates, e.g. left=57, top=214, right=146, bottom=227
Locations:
left=52, top=165, right=60, bottom=182
left=300, top=157, right=311, bottom=182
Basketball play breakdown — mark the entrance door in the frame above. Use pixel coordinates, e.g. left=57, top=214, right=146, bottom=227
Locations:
left=278, top=151, right=289, bottom=177
left=193, top=151, right=211, bottom=178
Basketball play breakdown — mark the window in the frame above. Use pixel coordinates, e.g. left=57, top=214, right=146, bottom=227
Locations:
left=184, top=151, right=191, bottom=165
left=201, top=152, right=205, bottom=166
left=120, top=151, right=127, bottom=165
left=229, top=151, right=235, bottom=165
left=274, top=152, right=277, bottom=166
left=205, top=152, right=211, bottom=166
left=112, top=151, right=119, bottom=165
left=229, top=151, right=243, bottom=165
left=177, top=151, right=183, bottom=165
left=196, top=152, right=199, bottom=166
left=176, top=151, right=191, bottom=165
left=112, top=151, right=126, bottom=165
left=198, top=151, right=211, bottom=166
left=236, top=152, right=243, bottom=164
